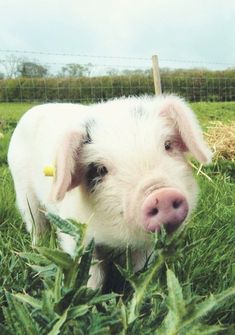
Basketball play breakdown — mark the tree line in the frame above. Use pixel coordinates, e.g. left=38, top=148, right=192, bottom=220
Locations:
left=0, top=55, right=96, bottom=79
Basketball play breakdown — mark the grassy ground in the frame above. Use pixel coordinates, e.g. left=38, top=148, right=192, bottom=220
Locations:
left=0, top=102, right=234, bottom=333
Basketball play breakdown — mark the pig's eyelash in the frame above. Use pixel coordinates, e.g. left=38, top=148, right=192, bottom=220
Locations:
left=83, top=119, right=95, bottom=144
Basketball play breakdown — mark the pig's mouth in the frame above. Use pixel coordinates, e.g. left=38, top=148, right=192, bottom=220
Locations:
left=146, top=210, right=188, bottom=234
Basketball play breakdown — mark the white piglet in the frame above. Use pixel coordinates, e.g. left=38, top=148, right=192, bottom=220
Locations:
left=8, top=95, right=212, bottom=288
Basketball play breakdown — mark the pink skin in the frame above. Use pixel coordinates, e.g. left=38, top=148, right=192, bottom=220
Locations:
left=141, top=188, right=189, bottom=233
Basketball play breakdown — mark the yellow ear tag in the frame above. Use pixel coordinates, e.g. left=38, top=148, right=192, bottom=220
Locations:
left=43, top=165, right=55, bottom=177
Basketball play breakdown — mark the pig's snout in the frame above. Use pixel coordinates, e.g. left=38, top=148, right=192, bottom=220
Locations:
left=142, top=188, right=188, bottom=233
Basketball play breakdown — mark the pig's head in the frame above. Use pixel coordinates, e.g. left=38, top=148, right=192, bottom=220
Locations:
left=51, top=96, right=212, bottom=248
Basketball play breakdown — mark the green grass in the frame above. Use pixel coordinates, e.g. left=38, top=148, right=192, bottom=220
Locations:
left=192, top=101, right=235, bottom=126
left=0, top=102, right=234, bottom=334
left=0, top=103, right=35, bottom=122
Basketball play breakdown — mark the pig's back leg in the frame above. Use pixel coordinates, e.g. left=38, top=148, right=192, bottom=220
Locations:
left=15, top=182, right=47, bottom=243
left=8, top=124, right=47, bottom=244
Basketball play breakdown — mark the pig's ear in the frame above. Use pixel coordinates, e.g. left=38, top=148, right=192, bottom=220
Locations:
left=50, top=131, right=84, bottom=202
left=159, top=96, right=213, bottom=164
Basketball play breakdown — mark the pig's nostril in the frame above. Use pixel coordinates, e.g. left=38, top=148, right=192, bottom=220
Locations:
left=172, top=199, right=182, bottom=209
left=149, top=208, right=159, bottom=216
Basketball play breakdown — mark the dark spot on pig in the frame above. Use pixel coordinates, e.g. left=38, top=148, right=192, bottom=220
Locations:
left=86, top=162, right=108, bottom=192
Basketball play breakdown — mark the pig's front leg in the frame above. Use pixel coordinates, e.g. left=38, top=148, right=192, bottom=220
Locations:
left=58, top=232, right=106, bottom=289
left=87, top=261, right=106, bottom=289
left=132, top=247, right=153, bottom=272
left=87, top=245, right=108, bottom=289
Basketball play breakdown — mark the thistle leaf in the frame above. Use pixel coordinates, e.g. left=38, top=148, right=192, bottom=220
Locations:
left=36, top=247, right=73, bottom=270
left=5, top=292, right=40, bottom=335
left=74, top=239, right=95, bottom=289
left=157, top=269, right=186, bottom=334
left=41, top=290, right=56, bottom=320
left=46, top=213, right=78, bottom=235
left=67, top=305, right=89, bottom=319
left=179, top=286, right=235, bottom=330
left=46, top=213, right=86, bottom=241
left=128, top=251, right=164, bottom=323
left=47, top=308, right=68, bottom=335
left=88, top=293, right=119, bottom=305
left=54, top=267, right=63, bottom=302
left=29, top=263, right=57, bottom=277
left=54, top=289, right=75, bottom=315
left=18, top=252, right=50, bottom=265
left=166, top=268, right=185, bottom=316
left=188, top=324, right=224, bottom=335
left=14, top=293, right=42, bottom=309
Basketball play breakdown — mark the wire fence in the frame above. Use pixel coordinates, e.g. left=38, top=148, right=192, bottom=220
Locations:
left=1, top=76, right=234, bottom=103
left=0, top=50, right=234, bottom=103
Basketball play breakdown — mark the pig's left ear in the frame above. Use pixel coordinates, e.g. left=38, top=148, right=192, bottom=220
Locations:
left=159, top=96, right=213, bottom=164
left=50, top=131, right=84, bottom=202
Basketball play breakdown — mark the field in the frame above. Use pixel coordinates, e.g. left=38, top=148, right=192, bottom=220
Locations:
left=0, top=102, right=234, bottom=334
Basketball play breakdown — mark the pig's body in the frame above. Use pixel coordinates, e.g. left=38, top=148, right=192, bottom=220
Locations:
left=8, top=95, right=212, bottom=288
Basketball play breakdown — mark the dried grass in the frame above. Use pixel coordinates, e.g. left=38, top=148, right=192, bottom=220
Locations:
left=205, top=121, right=235, bottom=161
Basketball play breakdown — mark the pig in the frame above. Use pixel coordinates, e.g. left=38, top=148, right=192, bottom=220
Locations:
left=8, top=95, right=212, bottom=288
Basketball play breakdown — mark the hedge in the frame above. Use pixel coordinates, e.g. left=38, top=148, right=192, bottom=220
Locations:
left=0, top=69, right=234, bottom=103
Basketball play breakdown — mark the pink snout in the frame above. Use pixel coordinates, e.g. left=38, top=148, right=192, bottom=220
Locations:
left=142, top=188, right=188, bottom=233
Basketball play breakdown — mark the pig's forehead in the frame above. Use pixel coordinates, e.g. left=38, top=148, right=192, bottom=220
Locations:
left=87, top=97, right=172, bottom=139
left=82, top=97, right=175, bottom=163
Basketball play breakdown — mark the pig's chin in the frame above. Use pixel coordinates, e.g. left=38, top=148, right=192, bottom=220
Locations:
left=144, top=222, right=180, bottom=234
left=144, top=214, right=188, bottom=234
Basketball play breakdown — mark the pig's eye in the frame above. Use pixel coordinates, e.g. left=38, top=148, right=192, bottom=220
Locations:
left=164, top=140, right=172, bottom=151
left=86, top=163, right=108, bottom=191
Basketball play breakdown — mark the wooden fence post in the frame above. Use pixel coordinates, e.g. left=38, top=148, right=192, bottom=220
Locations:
left=152, top=55, right=162, bottom=95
